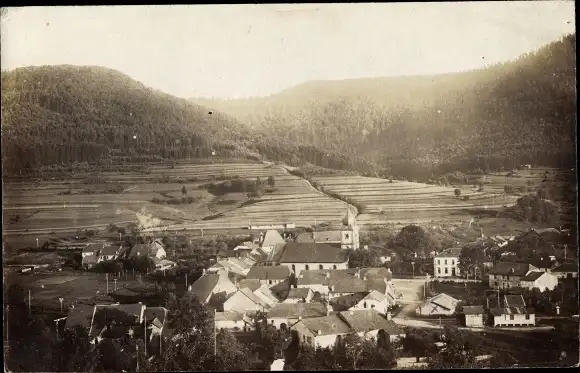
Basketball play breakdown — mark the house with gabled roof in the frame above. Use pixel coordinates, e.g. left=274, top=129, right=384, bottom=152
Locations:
left=233, top=241, right=260, bottom=252
left=283, top=288, right=314, bottom=304
left=279, top=243, right=349, bottom=276
left=188, top=268, right=237, bottom=304
left=488, top=262, right=538, bottom=289
left=551, top=263, right=578, bottom=279
left=129, top=240, right=166, bottom=260
left=490, top=295, right=535, bottom=327
left=259, top=230, right=286, bottom=253
left=461, top=305, right=485, bottom=327
left=82, top=254, right=100, bottom=270
left=223, top=287, right=272, bottom=314
left=296, top=268, right=357, bottom=295
left=339, top=309, right=404, bottom=341
left=415, top=293, right=460, bottom=316
left=215, top=311, right=255, bottom=332
left=349, top=290, right=389, bottom=314
left=520, top=271, right=558, bottom=291
left=82, top=243, right=104, bottom=258
left=88, top=303, right=146, bottom=344
left=253, top=285, right=280, bottom=308
left=433, top=248, right=462, bottom=278
left=266, top=302, right=328, bottom=329
left=99, top=245, right=122, bottom=262
left=64, top=304, right=95, bottom=331
left=144, top=307, right=168, bottom=341
left=246, top=265, right=291, bottom=286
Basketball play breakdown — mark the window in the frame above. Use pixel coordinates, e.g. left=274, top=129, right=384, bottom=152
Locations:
left=510, top=315, right=514, bottom=320
left=437, top=268, right=441, bottom=274
left=333, top=265, right=337, bottom=270
left=444, top=268, right=448, bottom=274
left=371, top=304, right=375, bottom=309
left=445, top=259, right=447, bottom=265
left=319, top=265, right=323, bottom=270
left=452, top=260, right=455, bottom=265
left=525, top=315, right=530, bottom=320
left=437, top=260, right=440, bottom=265
left=364, top=302, right=367, bottom=308
left=305, top=265, right=309, bottom=270
left=269, top=280, right=272, bottom=285
left=345, top=234, right=350, bottom=239
left=271, top=320, right=274, bottom=325
left=307, top=337, right=312, bottom=345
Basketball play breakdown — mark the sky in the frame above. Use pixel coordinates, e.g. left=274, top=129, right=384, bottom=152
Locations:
left=1, top=2, right=575, bottom=99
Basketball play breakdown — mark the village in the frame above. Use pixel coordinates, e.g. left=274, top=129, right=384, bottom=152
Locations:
left=7, top=207, right=574, bottom=370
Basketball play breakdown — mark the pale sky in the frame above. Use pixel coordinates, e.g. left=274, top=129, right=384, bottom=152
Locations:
left=1, top=2, right=575, bottom=99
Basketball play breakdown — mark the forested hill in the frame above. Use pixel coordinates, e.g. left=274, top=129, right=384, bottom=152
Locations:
left=192, top=34, right=577, bottom=179
left=0, top=65, right=262, bottom=174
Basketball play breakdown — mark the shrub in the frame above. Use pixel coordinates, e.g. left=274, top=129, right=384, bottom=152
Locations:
left=454, top=188, right=461, bottom=196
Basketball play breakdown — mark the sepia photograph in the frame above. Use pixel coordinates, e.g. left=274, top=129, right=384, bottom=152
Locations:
left=1, top=2, right=578, bottom=371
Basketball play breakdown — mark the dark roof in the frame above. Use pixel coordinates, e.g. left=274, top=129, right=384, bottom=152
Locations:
left=268, top=243, right=287, bottom=263
left=101, top=245, right=120, bottom=256
left=238, top=279, right=262, bottom=292
left=504, top=295, right=526, bottom=308
left=489, top=307, right=534, bottom=316
left=360, top=267, right=392, bottom=280
left=331, top=277, right=367, bottom=293
left=339, top=309, right=404, bottom=335
left=280, top=243, right=349, bottom=263
left=268, top=303, right=327, bottom=319
left=489, top=262, right=532, bottom=276
left=83, top=243, right=103, bottom=253
left=130, top=242, right=162, bottom=258
left=90, top=303, right=144, bottom=336
left=144, top=307, right=167, bottom=325
left=65, top=305, right=94, bottom=330
left=299, top=314, right=351, bottom=336
left=217, top=250, right=238, bottom=258
left=435, top=248, right=462, bottom=258
left=296, top=269, right=356, bottom=286
left=287, top=288, right=312, bottom=299
left=247, top=266, right=291, bottom=280
left=82, top=254, right=99, bottom=264
left=552, top=263, right=578, bottom=273
left=329, top=293, right=367, bottom=311
left=189, top=273, right=219, bottom=302
left=462, top=305, right=485, bottom=315
left=521, top=271, right=547, bottom=281
left=526, top=258, right=556, bottom=269
left=295, top=232, right=315, bottom=243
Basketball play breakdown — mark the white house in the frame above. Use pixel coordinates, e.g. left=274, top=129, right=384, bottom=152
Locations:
left=266, top=302, right=328, bottom=329
left=462, top=305, right=484, bottom=328
left=246, top=266, right=291, bottom=286
left=415, top=293, right=460, bottom=316
left=153, top=258, right=177, bottom=272
left=144, top=307, right=168, bottom=341
left=519, top=271, right=558, bottom=292
left=290, top=314, right=352, bottom=349
left=279, top=243, right=349, bottom=276
left=129, top=240, right=166, bottom=260
left=283, top=288, right=314, bottom=304
left=295, top=209, right=360, bottom=250
left=259, top=230, right=287, bottom=253
left=253, top=285, right=280, bottom=308
left=434, top=248, right=462, bottom=278
left=488, top=262, right=538, bottom=289
left=215, top=311, right=255, bottom=332
left=339, top=309, right=404, bottom=342
left=82, top=243, right=104, bottom=258
left=350, top=290, right=389, bottom=314
left=490, top=295, right=536, bottom=327
left=99, top=245, right=121, bottom=262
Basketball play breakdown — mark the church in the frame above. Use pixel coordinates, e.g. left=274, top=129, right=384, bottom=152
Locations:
left=295, top=208, right=360, bottom=250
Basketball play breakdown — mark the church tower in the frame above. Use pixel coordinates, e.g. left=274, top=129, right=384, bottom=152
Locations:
left=341, top=207, right=360, bottom=250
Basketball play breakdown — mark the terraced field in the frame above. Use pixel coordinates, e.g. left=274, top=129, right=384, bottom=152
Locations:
left=3, top=162, right=350, bottom=242
left=311, top=175, right=520, bottom=225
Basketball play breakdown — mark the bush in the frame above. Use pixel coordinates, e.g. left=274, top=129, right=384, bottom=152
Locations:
left=454, top=188, right=461, bottom=196
left=504, top=185, right=513, bottom=193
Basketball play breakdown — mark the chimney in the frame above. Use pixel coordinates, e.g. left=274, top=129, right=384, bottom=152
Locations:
left=298, top=316, right=302, bottom=321
left=326, top=304, right=333, bottom=316
left=202, top=268, right=206, bottom=275
left=355, top=269, right=360, bottom=279
left=386, top=312, right=392, bottom=321
left=317, top=329, right=322, bottom=336
left=188, top=285, right=192, bottom=291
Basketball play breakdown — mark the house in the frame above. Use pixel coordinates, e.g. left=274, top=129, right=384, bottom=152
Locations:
left=209, top=257, right=255, bottom=277
left=153, top=258, right=177, bottom=272
left=259, top=230, right=286, bottom=253
left=328, top=276, right=368, bottom=300
left=339, top=309, right=404, bottom=342
left=82, top=243, right=104, bottom=258
left=237, top=279, right=262, bottom=292
left=330, top=293, right=367, bottom=311
left=279, top=243, right=349, bottom=275
left=129, top=240, right=166, bottom=260
left=526, top=257, right=559, bottom=273
left=246, top=266, right=291, bottom=286
left=253, top=285, right=281, bottom=308
left=223, top=287, right=272, bottom=314
left=350, top=290, right=389, bottom=314
left=233, top=241, right=260, bottom=252
left=143, top=307, right=168, bottom=341
left=519, top=271, right=558, bottom=291
left=488, top=262, right=538, bottom=289
left=433, top=248, right=462, bottom=278
left=461, top=305, right=484, bottom=327
left=82, top=254, right=99, bottom=270
left=551, top=263, right=578, bottom=279
left=266, top=302, right=328, bottom=329
left=189, top=269, right=238, bottom=304
left=215, top=311, right=255, bottom=332
left=99, top=245, right=122, bottom=262
left=291, top=309, right=404, bottom=350
left=294, top=209, right=360, bottom=250
left=490, top=295, right=535, bottom=327
left=296, top=269, right=354, bottom=295
left=415, top=293, right=460, bottom=316
left=89, top=303, right=146, bottom=343
left=284, top=288, right=314, bottom=304
left=291, top=314, right=352, bottom=349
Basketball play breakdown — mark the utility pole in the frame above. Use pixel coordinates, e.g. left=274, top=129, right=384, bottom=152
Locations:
left=59, top=298, right=64, bottom=314
left=411, top=261, right=415, bottom=279
left=214, top=308, right=217, bottom=360
left=136, top=345, right=139, bottom=372
left=28, top=290, right=31, bottom=313
left=36, top=238, right=39, bottom=249
left=201, top=228, right=204, bottom=238
left=106, top=273, right=109, bottom=294
left=114, top=279, right=118, bottom=292
left=5, top=305, right=8, bottom=348
left=185, top=273, right=188, bottom=289
left=144, top=316, right=147, bottom=357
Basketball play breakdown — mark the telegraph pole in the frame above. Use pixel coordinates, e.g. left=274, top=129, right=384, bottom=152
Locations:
left=185, top=273, right=188, bottom=289
left=28, top=290, right=31, bottom=313
left=114, top=279, right=118, bottom=292
left=106, top=273, right=109, bottom=294
left=144, top=316, right=147, bottom=357
left=214, top=308, right=217, bottom=360
left=136, top=345, right=139, bottom=372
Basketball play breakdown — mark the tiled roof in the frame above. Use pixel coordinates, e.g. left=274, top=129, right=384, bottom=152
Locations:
left=287, top=288, right=312, bottom=299
left=189, top=273, right=219, bottom=302
left=279, top=243, right=349, bottom=263
left=489, top=262, right=532, bottom=276
left=90, top=303, right=144, bottom=336
left=424, top=293, right=460, bottom=311
left=504, top=295, right=526, bottom=308
left=268, top=243, right=287, bottom=263
left=330, top=293, right=366, bottom=311
left=296, top=269, right=356, bottom=286
left=435, top=248, right=462, bottom=258
left=65, top=305, right=94, bottom=330
left=254, top=285, right=280, bottom=305
left=295, top=232, right=315, bottom=243
left=238, top=287, right=271, bottom=309
left=331, top=277, right=367, bottom=293
left=82, top=254, right=99, bottom=264
left=313, top=231, right=343, bottom=242
left=299, top=314, right=351, bottom=336
left=215, top=311, right=244, bottom=322
left=462, top=305, right=485, bottom=315
left=268, top=302, right=327, bottom=319
left=339, top=309, right=404, bottom=335
left=247, top=266, right=291, bottom=280
left=489, top=307, right=534, bottom=316
left=552, top=263, right=578, bottom=273
left=130, top=243, right=162, bottom=258
left=363, top=290, right=386, bottom=303
left=360, top=267, right=392, bottom=280
left=234, top=241, right=260, bottom=250
left=83, top=243, right=103, bottom=253
left=238, top=279, right=262, bottom=292
left=101, top=245, right=120, bottom=256
left=520, top=271, right=547, bottom=281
